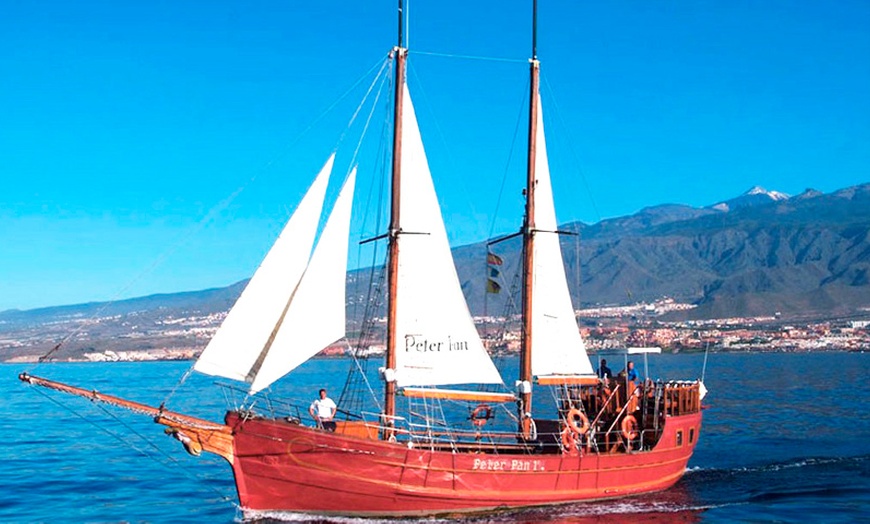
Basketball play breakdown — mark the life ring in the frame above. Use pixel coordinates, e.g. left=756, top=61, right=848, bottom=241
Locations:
left=621, top=414, right=639, bottom=440
left=527, top=417, right=538, bottom=441
left=470, top=404, right=493, bottom=427
left=561, top=426, right=577, bottom=453
left=566, top=408, right=590, bottom=435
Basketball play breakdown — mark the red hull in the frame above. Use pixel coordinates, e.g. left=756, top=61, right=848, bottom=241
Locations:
left=225, top=411, right=702, bottom=517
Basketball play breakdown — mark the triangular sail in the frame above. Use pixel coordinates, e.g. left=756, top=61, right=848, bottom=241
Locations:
left=530, top=94, right=595, bottom=377
left=249, top=170, right=356, bottom=393
left=393, top=85, right=504, bottom=387
left=194, top=155, right=335, bottom=382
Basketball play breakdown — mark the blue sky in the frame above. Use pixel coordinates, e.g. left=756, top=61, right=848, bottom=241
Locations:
left=2, top=0, right=868, bottom=311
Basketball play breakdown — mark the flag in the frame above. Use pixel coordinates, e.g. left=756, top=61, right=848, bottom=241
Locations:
left=488, top=266, right=500, bottom=278
left=487, top=252, right=503, bottom=266
left=486, top=279, right=501, bottom=294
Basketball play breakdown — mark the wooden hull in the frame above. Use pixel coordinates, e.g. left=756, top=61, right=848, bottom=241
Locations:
left=225, top=411, right=702, bottom=517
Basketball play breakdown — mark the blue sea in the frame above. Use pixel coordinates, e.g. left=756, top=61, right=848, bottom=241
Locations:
left=2, top=352, right=868, bottom=523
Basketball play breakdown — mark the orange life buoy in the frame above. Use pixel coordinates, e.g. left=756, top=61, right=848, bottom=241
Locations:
left=561, top=426, right=577, bottom=454
left=470, top=404, right=493, bottom=427
left=566, top=408, right=590, bottom=435
left=621, top=414, right=639, bottom=440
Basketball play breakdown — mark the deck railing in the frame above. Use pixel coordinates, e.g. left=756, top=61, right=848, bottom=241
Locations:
left=216, top=379, right=701, bottom=456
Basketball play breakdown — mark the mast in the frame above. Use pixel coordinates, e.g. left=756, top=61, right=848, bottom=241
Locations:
left=519, top=0, right=539, bottom=440
left=384, top=0, right=406, bottom=440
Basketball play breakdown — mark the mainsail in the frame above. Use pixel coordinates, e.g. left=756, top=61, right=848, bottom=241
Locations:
left=393, top=85, right=504, bottom=388
left=529, top=94, right=595, bottom=378
left=194, top=155, right=336, bottom=383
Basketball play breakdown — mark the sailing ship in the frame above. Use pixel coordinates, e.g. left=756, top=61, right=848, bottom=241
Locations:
left=19, top=1, right=705, bottom=517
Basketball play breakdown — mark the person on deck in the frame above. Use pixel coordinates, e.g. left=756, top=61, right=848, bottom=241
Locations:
left=598, top=359, right=612, bottom=379
left=309, top=388, right=337, bottom=432
left=625, top=361, right=639, bottom=382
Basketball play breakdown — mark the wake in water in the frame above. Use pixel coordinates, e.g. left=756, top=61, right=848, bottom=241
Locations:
left=243, top=487, right=720, bottom=523
left=245, top=501, right=715, bottom=524
left=684, top=454, right=869, bottom=476
left=681, top=454, right=870, bottom=522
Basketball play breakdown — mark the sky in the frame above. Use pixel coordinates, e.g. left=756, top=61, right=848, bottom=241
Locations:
left=1, top=0, right=868, bottom=311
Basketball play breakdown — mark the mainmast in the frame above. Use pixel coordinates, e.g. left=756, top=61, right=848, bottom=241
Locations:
left=519, top=0, right=540, bottom=440
left=384, top=0, right=406, bottom=440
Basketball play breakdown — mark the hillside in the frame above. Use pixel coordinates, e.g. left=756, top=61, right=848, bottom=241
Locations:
left=465, top=184, right=870, bottom=319
left=462, top=184, right=870, bottom=319
left=2, top=183, right=868, bottom=360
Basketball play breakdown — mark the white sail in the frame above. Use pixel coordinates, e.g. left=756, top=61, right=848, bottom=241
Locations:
left=530, top=94, right=595, bottom=377
left=393, top=84, right=504, bottom=387
left=194, top=155, right=335, bottom=382
left=248, top=170, right=356, bottom=394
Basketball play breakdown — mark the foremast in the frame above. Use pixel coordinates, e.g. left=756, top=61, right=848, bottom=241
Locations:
left=519, top=0, right=540, bottom=440
left=384, top=0, right=406, bottom=440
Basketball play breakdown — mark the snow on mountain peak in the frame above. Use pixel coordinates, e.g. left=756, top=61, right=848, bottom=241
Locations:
left=708, top=186, right=791, bottom=212
left=743, top=186, right=789, bottom=201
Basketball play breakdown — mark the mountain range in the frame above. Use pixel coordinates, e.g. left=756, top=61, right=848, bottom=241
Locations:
left=457, top=183, right=870, bottom=320
left=2, top=183, right=868, bottom=359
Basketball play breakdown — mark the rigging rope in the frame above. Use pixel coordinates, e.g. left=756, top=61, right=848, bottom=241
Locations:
left=701, top=341, right=710, bottom=382
left=541, top=74, right=602, bottom=224
left=154, top=54, right=393, bottom=410
left=28, top=53, right=392, bottom=371
left=407, top=63, right=484, bottom=225
left=27, top=182, right=243, bottom=368
left=239, top=55, right=395, bottom=412
left=540, top=75, right=602, bottom=307
left=335, top=56, right=392, bottom=160
left=161, top=366, right=194, bottom=409
left=486, top=78, right=529, bottom=241
left=338, top=55, right=396, bottom=414
left=281, top=52, right=392, bottom=167
left=482, top=78, right=529, bottom=343
left=346, top=57, right=392, bottom=175
left=411, top=50, right=527, bottom=63
left=32, top=386, right=237, bottom=509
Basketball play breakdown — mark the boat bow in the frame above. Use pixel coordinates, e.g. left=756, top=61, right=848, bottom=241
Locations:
left=18, top=372, right=234, bottom=463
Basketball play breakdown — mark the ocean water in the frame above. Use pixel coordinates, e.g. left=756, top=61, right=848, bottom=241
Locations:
left=2, top=352, right=868, bottom=523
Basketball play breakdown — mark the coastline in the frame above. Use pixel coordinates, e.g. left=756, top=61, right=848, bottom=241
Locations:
left=5, top=346, right=865, bottom=365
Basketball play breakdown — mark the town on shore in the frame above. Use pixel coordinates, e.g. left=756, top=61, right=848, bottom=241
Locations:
left=3, top=298, right=867, bottom=364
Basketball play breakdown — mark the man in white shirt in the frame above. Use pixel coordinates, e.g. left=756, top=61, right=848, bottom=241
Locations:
left=309, top=388, right=337, bottom=431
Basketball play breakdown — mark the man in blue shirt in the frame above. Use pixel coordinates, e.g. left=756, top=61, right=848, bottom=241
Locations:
left=625, top=360, right=639, bottom=382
